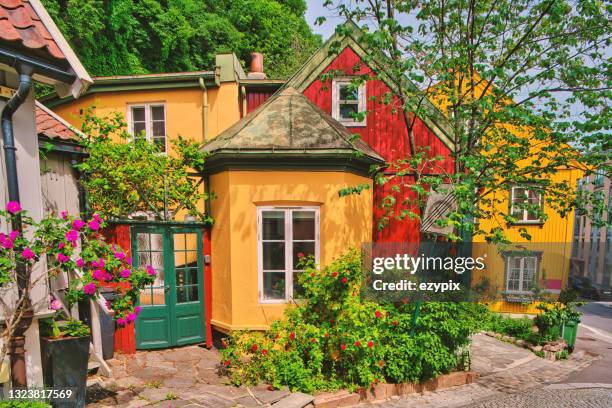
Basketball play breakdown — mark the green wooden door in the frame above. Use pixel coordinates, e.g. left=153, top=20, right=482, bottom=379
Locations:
left=133, top=226, right=205, bottom=349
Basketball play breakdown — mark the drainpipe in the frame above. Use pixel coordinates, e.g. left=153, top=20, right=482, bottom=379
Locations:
left=198, top=78, right=209, bottom=142
left=241, top=85, right=247, bottom=117
left=1, top=66, right=34, bottom=388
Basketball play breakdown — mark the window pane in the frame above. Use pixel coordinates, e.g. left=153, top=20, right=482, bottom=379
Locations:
left=293, top=272, right=305, bottom=298
left=133, top=122, right=146, bottom=138
left=339, top=103, right=358, bottom=120
left=151, top=106, right=165, bottom=121
left=293, top=211, right=315, bottom=240
left=263, top=242, right=285, bottom=270
left=131, top=107, right=145, bottom=122
left=152, top=121, right=165, bottom=137
left=262, top=211, right=285, bottom=240
left=339, top=84, right=358, bottom=100
left=263, top=272, right=285, bottom=300
left=153, top=137, right=166, bottom=152
left=293, top=241, right=315, bottom=268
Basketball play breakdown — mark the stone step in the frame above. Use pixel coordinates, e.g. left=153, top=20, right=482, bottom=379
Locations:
left=272, top=392, right=315, bottom=408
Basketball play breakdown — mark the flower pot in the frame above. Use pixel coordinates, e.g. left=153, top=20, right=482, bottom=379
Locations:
left=41, top=335, right=90, bottom=408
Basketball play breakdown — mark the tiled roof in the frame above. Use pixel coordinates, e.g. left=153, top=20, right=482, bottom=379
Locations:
left=203, top=87, right=384, bottom=163
left=0, top=0, right=65, bottom=61
left=35, top=100, right=81, bottom=141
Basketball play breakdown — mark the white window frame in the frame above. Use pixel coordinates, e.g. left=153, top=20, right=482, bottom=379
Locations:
left=127, top=103, right=167, bottom=152
left=257, top=206, right=320, bottom=304
left=505, top=255, right=539, bottom=294
left=510, top=186, right=543, bottom=223
left=331, top=78, right=367, bottom=127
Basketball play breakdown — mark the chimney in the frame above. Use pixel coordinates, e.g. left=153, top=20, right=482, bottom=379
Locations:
left=247, top=52, right=267, bottom=79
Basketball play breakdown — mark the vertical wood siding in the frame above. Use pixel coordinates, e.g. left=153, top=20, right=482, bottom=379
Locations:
left=302, top=47, right=455, bottom=243
left=246, top=90, right=276, bottom=115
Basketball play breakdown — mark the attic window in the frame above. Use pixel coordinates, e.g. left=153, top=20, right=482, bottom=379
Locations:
left=332, top=79, right=366, bottom=126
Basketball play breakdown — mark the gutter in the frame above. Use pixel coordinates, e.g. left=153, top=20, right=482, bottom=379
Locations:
left=199, top=77, right=209, bottom=142
left=1, top=64, right=34, bottom=388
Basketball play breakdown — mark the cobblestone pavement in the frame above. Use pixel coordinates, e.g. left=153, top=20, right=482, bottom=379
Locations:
left=86, top=345, right=291, bottom=407
left=367, top=333, right=600, bottom=408
left=460, top=387, right=612, bottom=408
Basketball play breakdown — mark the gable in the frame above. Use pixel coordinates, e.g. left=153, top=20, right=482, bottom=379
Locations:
left=283, top=21, right=454, bottom=152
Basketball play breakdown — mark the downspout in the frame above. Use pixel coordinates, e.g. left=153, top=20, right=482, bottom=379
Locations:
left=241, top=85, right=247, bottom=117
left=199, top=78, right=209, bottom=142
left=1, top=66, right=34, bottom=388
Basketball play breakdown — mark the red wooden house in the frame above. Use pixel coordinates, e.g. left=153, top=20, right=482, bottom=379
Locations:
left=241, top=21, right=455, bottom=244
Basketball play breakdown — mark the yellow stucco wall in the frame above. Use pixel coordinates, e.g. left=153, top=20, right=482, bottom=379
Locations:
left=209, top=170, right=373, bottom=331
left=51, top=83, right=241, bottom=147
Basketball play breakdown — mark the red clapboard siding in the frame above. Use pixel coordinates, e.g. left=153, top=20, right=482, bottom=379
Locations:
left=302, top=47, right=454, bottom=243
left=246, top=91, right=276, bottom=115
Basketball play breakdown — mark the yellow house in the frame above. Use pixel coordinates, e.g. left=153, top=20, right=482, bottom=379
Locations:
left=429, top=78, right=583, bottom=313
left=46, top=53, right=246, bottom=148
left=202, top=87, right=383, bottom=331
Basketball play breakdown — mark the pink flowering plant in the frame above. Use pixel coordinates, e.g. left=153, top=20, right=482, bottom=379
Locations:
left=0, top=202, right=155, bottom=327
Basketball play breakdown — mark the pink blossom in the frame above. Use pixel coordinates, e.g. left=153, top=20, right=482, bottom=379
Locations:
left=116, top=317, right=126, bottom=326
left=72, top=219, right=85, bottom=230
left=92, top=213, right=102, bottom=222
left=21, top=247, right=34, bottom=260
left=83, top=282, right=97, bottom=295
left=92, top=258, right=105, bottom=268
left=65, top=229, right=78, bottom=242
left=92, top=269, right=106, bottom=281
left=2, top=240, right=13, bottom=249
left=58, top=242, right=65, bottom=249
left=60, top=211, right=68, bottom=219
left=50, top=299, right=62, bottom=311
left=126, top=257, right=132, bottom=266
left=88, top=220, right=100, bottom=231
left=134, top=306, right=142, bottom=315
left=76, top=258, right=85, bottom=267
left=6, top=201, right=21, bottom=214
left=114, top=251, right=126, bottom=260
left=126, top=312, right=136, bottom=322
left=119, top=269, right=131, bottom=278
left=9, top=231, right=19, bottom=241
left=57, top=253, right=70, bottom=263
left=146, top=265, right=156, bottom=276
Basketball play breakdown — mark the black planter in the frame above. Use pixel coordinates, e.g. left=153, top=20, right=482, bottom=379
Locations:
left=41, top=335, right=90, bottom=408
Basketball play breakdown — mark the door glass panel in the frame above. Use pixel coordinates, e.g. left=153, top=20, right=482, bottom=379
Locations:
left=174, top=233, right=200, bottom=304
left=136, top=232, right=165, bottom=306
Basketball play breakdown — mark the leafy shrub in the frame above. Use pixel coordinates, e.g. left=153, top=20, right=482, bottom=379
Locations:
left=483, top=313, right=534, bottom=340
left=220, top=249, right=484, bottom=392
left=0, top=402, right=50, bottom=408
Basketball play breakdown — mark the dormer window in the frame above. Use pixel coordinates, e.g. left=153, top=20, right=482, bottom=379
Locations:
left=332, top=79, right=366, bottom=126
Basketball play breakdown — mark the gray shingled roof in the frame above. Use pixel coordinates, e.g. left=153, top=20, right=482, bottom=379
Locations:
left=202, top=87, right=384, bottom=163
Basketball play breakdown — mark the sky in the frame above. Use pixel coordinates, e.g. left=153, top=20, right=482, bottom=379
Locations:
left=305, top=1, right=341, bottom=38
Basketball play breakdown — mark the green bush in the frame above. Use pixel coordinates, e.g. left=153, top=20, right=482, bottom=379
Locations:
left=0, top=402, right=51, bottom=408
left=484, top=313, right=534, bottom=340
left=220, top=249, right=485, bottom=392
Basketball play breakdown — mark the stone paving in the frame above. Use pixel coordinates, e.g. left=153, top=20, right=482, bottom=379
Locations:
left=86, top=345, right=291, bottom=407
left=367, top=333, right=600, bottom=408
left=86, top=333, right=600, bottom=407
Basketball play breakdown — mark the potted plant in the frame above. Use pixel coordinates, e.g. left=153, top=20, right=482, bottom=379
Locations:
left=40, top=317, right=91, bottom=408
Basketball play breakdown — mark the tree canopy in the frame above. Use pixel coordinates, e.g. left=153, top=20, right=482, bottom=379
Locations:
left=42, top=0, right=322, bottom=79
left=323, top=0, right=611, bottom=242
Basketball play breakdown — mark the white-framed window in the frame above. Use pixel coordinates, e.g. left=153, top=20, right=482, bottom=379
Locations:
left=257, top=206, right=320, bottom=303
left=505, top=256, right=538, bottom=293
left=127, top=103, right=167, bottom=152
left=331, top=78, right=366, bottom=126
left=510, top=186, right=543, bottom=223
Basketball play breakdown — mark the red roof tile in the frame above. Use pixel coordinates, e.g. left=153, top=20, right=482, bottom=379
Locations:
left=35, top=101, right=80, bottom=141
left=0, top=0, right=65, bottom=60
